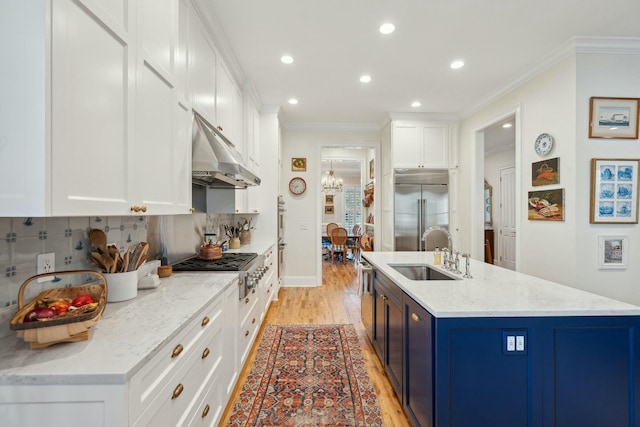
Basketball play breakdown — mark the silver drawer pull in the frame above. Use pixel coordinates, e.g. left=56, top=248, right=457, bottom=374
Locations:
left=171, top=344, right=183, bottom=358
left=411, top=313, right=421, bottom=322
left=202, top=404, right=210, bottom=418
left=201, top=316, right=210, bottom=326
left=202, top=347, right=210, bottom=359
left=172, top=383, right=184, bottom=399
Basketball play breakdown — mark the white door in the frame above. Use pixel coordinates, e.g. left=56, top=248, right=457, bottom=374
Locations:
left=499, top=166, right=516, bottom=270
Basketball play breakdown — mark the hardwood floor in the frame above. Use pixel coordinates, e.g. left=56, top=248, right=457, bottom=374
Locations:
left=219, top=259, right=411, bottom=426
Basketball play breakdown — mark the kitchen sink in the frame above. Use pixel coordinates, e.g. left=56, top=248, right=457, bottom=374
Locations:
left=389, top=264, right=458, bottom=281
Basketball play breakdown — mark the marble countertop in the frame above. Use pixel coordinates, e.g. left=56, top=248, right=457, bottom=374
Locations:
left=225, top=239, right=275, bottom=256
left=0, top=272, right=237, bottom=386
left=362, top=252, right=640, bottom=318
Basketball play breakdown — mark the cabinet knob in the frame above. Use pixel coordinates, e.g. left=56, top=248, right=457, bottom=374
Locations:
left=217, top=125, right=223, bottom=131
left=201, top=316, right=210, bottom=326
left=379, top=293, right=387, bottom=300
left=245, top=297, right=250, bottom=304
left=245, top=330, right=249, bottom=337
left=189, top=207, right=195, bottom=213
left=252, top=318, right=256, bottom=324
left=140, top=205, right=147, bottom=213
left=202, top=404, right=210, bottom=418
left=172, top=383, right=184, bottom=399
left=202, top=347, right=210, bottom=359
left=171, top=344, right=184, bottom=358
left=130, top=205, right=140, bottom=212
left=411, top=313, right=421, bottom=322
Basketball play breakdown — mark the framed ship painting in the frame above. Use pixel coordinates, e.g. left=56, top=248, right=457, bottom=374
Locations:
left=590, top=158, right=639, bottom=224
left=598, top=235, right=628, bottom=270
left=589, top=97, right=639, bottom=139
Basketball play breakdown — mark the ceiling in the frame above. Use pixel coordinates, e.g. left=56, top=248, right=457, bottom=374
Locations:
left=321, top=159, right=362, bottom=178
left=207, top=0, right=640, bottom=126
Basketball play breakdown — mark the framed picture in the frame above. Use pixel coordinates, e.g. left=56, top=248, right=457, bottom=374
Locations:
left=325, top=194, right=334, bottom=204
left=369, top=159, right=374, bottom=180
left=532, top=157, right=559, bottom=186
left=527, top=189, right=564, bottom=221
left=590, top=158, right=639, bottom=224
left=589, top=97, right=640, bottom=139
left=324, top=205, right=334, bottom=214
left=291, top=158, right=306, bottom=171
left=598, top=235, right=628, bottom=270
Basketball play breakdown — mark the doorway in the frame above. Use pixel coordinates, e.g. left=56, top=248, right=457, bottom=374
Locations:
left=481, top=113, right=517, bottom=270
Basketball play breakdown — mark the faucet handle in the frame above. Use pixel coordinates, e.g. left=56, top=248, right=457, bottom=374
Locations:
left=461, top=253, right=473, bottom=278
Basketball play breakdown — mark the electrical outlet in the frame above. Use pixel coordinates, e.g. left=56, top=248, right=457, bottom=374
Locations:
left=37, top=252, right=55, bottom=283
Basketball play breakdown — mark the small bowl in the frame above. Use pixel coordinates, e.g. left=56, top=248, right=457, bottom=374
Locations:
left=157, top=265, right=172, bottom=278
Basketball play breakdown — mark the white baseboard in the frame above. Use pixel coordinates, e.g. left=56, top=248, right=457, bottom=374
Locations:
left=283, top=276, right=319, bottom=287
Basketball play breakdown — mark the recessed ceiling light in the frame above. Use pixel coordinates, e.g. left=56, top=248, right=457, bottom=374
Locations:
left=360, top=75, right=372, bottom=83
left=502, top=123, right=512, bottom=128
left=379, top=23, right=395, bottom=34
left=450, top=60, right=465, bottom=69
left=411, top=101, right=422, bottom=108
left=288, top=98, right=298, bottom=105
left=280, top=55, right=294, bottom=64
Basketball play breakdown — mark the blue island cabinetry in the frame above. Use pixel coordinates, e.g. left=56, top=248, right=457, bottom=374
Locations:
left=371, top=268, right=640, bottom=427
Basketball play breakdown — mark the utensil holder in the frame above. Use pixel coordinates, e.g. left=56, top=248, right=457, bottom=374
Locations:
left=104, top=271, right=138, bottom=302
left=229, top=237, right=241, bottom=249
left=239, top=230, right=252, bottom=245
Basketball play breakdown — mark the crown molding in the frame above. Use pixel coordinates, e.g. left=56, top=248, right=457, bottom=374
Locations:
left=462, top=36, right=640, bottom=119
left=388, top=112, right=460, bottom=122
left=192, top=0, right=246, bottom=87
left=282, top=122, right=383, bottom=132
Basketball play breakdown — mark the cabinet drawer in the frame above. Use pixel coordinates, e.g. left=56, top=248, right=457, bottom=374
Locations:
left=129, top=297, right=223, bottom=422
left=238, top=301, right=261, bottom=365
left=133, top=316, right=224, bottom=426
left=238, top=287, right=258, bottom=326
left=263, top=245, right=275, bottom=268
left=185, top=368, right=225, bottom=427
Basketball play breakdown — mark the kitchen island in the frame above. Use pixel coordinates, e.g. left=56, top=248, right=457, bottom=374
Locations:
left=362, top=251, right=640, bottom=427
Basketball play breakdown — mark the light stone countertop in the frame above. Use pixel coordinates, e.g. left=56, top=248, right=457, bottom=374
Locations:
left=225, top=238, right=275, bottom=256
left=0, top=272, right=237, bottom=385
left=362, top=251, right=640, bottom=318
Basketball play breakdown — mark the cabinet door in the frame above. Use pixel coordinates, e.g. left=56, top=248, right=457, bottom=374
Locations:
left=188, top=7, right=216, bottom=124
left=216, top=59, right=236, bottom=143
left=392, top=123, right=420, bottom=168
left=422, top=124, right=448, bottom=169
left=404, top=296, right=434, bottom=427
left=51, top=0, right=136, bottom=215
left=386, top=294, right=403, bottom=397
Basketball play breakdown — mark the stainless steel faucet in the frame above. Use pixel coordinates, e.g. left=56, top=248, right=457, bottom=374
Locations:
left=422, top=225, right=453, bottom=254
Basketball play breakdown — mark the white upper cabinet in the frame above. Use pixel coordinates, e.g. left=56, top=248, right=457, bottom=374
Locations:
left=245, top=97, right=261, bottom=173
left=392, top=121, right=449, bottom=169
left=216, top=58, right=244, bottom=148
left=188, top=5, right=217, bottom=125
left=135, top=0, right=191, bottom=215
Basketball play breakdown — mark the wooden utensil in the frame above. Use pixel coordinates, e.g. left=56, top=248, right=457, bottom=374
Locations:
left=122, top=250, right=130, bottom=273
left=89, top=229, right=115, bottom=273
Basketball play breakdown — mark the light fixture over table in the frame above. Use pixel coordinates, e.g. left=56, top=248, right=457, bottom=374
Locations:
left=322, top=161, right=343, bottom=195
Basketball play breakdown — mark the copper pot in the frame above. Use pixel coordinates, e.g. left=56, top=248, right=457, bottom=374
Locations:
left=199, top=243, right=222, bottom=260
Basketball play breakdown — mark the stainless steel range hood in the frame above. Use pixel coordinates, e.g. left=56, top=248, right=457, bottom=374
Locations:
left=192, top=111, right=261, bottom=189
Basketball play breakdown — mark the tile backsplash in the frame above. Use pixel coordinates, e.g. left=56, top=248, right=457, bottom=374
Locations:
left=0, top=216, right=149, bottom=310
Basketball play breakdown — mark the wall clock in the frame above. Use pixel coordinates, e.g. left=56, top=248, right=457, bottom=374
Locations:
left=288, top=177, right=307, bottom=195
left=534, top=133, right=554, bottom=157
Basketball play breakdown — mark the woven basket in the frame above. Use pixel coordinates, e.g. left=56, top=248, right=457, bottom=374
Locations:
left=10, top=270, right=108, bottom=349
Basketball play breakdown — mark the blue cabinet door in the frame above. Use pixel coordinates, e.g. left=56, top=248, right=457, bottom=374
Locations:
left=404, top=295, right=434, bottom=427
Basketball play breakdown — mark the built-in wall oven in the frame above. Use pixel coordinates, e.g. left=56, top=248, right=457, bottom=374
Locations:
left=359, top=260, right=374, bottom=341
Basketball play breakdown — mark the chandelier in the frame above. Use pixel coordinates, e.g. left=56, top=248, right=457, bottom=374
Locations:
left=321, top=161, right=343, bottom=195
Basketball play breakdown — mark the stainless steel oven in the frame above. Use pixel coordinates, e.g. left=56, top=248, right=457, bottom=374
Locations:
left=278, top=196, right=285, bottom=282
left=359, top=260, right=374, bottom=341
left=171, top=252, right=266, bottom=299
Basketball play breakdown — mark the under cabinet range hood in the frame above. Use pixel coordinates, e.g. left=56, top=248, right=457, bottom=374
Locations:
left=192, top=112, right=261, bottom=189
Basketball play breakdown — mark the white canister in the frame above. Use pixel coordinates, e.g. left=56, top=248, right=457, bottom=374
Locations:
left=104, top=271, right=138, bottom=302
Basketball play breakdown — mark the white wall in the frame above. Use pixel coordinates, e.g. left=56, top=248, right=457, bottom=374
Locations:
left=574, top=53, right=640, bottom=305
left=459, top=55, right=579, bottom=288
left=460, top=50, right=640, bottom=306
left=281, top=128, right=379, bottom=286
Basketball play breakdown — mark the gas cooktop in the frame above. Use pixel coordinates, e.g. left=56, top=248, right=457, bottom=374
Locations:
left=172, top=252, right=258, bottom=272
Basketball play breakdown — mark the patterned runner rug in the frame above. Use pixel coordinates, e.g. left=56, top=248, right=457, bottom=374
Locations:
left=227, top=324, right=384, bottom=427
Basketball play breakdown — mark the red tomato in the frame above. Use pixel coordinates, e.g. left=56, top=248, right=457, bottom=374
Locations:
left=48, top=300, right=71, bottom=314
left=71, top=294, right=95, bottom=307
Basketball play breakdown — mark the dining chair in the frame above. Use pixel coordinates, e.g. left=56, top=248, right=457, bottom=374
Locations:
left=348, top=225, right=362, bottom=263
left=330, top=227, right=348, bottom=264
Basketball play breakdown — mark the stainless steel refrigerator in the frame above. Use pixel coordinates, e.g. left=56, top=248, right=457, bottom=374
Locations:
left=394, top=169, right=449, bottom=251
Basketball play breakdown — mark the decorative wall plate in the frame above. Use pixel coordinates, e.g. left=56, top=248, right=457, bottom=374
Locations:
left=534, top=133, right=554, bottom=156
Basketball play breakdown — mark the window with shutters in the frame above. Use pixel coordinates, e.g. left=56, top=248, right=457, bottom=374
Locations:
left=344, top=185, right=362, bottom=231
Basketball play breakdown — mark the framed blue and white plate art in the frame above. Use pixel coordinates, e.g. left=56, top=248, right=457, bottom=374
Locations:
left=589, top=97, right=639, bottom=139
left=590, top=158, right=640, bottom=224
